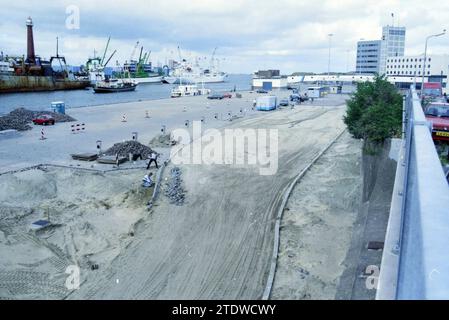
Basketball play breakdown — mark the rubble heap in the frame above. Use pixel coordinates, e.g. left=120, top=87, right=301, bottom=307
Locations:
left=164, top=167, right=186, bottom=206
left=0, top=108, right=76, bottom=131
left=104, top=140, right=155, bottom=159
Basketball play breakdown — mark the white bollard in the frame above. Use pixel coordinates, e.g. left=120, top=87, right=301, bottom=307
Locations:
left=40, top=128, right=46, bottom=140
left=122, top=114, right=127, bottom=122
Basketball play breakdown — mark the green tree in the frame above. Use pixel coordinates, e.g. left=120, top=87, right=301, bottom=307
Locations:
left=344, top=74, right=403, bottom=143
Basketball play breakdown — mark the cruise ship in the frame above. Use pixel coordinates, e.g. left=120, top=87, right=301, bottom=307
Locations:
left=163, top=49, right=228, bottom=84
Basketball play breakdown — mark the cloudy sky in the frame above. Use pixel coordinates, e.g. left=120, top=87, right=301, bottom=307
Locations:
left=0, top=0, right=448, bottom=74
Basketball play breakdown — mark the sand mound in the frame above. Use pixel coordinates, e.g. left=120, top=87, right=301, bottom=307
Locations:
left=0, top=167, right=150, bottom=299
left=149, top=133, right=172, bottom=148
left=0, top=169, right=57, bottom=206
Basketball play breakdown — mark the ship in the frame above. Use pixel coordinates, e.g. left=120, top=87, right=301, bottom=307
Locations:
left=84, top=37, right=117, bottom=85
left=0, top=17, right=90, bottom=93
left=114, top=43, right=162, bottom=84
left=170, top=84, right=210, bottom=98
left=162, top=47, right=228, bottom=84
left=93, top=79, right=138, bottom=93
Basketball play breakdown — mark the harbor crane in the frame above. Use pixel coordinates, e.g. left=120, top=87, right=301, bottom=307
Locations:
left=177, top=46, right=185, bottom=62
left=130, top=41, right=140, bottom=62
left=103, top=50, right=117, bottom=67
left=210, top=47, right=217, bottom=69
left=100, top=37, right=111, bottom=66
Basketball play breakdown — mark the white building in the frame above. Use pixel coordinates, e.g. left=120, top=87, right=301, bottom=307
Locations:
left=355, top=25, right=406, bottom=75
left=379, top=26, right=406, bottom=75
left=356, top=40, right=382, bottom=74
left=252, top=78, right=287, bottom=89
left=386, top=54, right=449, bottom=77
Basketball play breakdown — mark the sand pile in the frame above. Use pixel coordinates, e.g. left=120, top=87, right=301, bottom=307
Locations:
left=0, top=108, right=77, bottom=131
left=149, top=133, right=172, bottom=148
left=0, top=167, right=150, bottom=299
left=104, top=140, right=155, bottom=158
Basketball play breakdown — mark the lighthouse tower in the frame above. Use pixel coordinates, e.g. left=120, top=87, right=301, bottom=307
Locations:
left=26, top=17, right=36, bottom=64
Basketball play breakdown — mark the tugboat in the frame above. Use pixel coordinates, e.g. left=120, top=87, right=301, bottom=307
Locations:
left=170, top=84, right=210, bottom=98
left=93, top=78, right=137, bottom=93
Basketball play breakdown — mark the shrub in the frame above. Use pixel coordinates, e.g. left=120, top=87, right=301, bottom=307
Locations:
left=344, top=75, right=403, bottom=143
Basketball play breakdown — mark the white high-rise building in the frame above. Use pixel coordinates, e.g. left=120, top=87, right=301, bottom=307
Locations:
left=379, top=26, right=406, bottom=75
left=356, top=40, right=382, bottom=74
left=356, top=25, right=406, bottom=75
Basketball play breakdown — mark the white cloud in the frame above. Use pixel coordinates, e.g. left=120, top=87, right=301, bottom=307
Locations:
left=1, top=0, right=448, bottom=74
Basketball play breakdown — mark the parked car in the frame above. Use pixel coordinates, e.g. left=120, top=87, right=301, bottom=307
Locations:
left=424, top=102, right=449, bottom=142
left=207, top=93, right=224, bottom=100
left=256, top=89, right=268, bottom=94
left=279, top=99, right=289, bottom=106
left=290, top=94, right=307, bottom=103
left=223, top=92, right=232, bottom=98
left=32, top=114, right=55, bottom=126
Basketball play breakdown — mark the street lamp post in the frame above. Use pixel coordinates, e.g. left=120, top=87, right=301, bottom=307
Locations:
left=420, top=29, right=446, bottom=95
left=328, top=33, right=333, bottom=77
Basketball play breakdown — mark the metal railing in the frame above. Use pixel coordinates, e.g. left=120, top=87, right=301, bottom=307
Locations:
left=377, top=86, right=449, bottom=299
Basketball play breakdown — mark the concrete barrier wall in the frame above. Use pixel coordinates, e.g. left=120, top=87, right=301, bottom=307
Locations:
left=377, top=87, right=449, bottom=299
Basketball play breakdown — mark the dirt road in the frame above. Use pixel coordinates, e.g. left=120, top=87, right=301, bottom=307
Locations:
left=70, top=103, right=348, bottom=299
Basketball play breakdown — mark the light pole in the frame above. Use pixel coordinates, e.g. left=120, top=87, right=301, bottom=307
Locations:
left=328, top=33, right=333, bottom=77
left=420, top=29, right=446, bottom=94
left=346, top=49, right=350, bottom=73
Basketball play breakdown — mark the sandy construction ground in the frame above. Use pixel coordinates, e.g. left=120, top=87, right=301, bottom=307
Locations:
left=0, top=93, right=354, bottom=299
left=270, top=131, right=363, bottom=299
left=0, top=168, right=152, bottom=299
left=68, top=100, right=349, bottom=299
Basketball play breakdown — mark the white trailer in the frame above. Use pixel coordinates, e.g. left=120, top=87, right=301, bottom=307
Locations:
left=256, top=96, right=277, bottom=111
left=307, top=86, right=326, bottom=98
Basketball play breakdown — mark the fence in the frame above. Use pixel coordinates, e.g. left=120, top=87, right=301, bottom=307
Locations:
left=377, top=86, right=449, bottom=299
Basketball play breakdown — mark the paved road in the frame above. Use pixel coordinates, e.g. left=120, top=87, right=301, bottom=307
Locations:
left=70, top=103, right=347, bottom=299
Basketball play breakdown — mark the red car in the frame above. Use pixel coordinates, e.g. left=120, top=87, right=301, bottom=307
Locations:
left=223, top=92, right=232, bottom=98
left=32, top=114, right=55, bottom=126
left=424, top=103, right=449, bottom=142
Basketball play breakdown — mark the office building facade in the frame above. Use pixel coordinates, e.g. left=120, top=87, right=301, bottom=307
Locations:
left=356, top=40, right=381, bottom=74
left=356, top=25, right=406, bottom=75
left=386, top=54, right=449, bottom=77
left=379, top=26, right=406, bottom=75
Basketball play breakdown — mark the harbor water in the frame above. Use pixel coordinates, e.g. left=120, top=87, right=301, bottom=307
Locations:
left=0, top=74, right=252, bottom=115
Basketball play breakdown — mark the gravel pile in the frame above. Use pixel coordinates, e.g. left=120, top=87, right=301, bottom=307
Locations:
left=104, top=140, right=155, bottom=159
left=0, top=108, right=76, bottom=131
left=164, top=167, right=186, bottom=206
